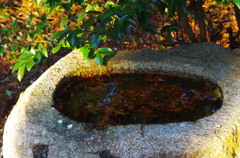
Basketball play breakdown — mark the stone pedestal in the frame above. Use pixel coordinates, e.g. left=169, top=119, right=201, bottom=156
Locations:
left=3, top=42, right=240, bottom=157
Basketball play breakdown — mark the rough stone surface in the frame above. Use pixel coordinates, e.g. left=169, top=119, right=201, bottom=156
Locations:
left=3, top=42, right=240, bottom=158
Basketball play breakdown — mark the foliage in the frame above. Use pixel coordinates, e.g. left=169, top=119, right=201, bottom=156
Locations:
left=0, top=0, right=240, bottom=81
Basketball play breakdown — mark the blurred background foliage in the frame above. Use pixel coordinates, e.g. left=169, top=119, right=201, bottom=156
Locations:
left=0, top=0, right=240, bottom=81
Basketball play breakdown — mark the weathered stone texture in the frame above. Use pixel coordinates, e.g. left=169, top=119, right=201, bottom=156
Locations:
left=3, top=42, right=240, bottom=157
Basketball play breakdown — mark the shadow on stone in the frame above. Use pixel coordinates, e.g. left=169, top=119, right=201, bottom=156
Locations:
left=32, top=144, right=49, bottom=158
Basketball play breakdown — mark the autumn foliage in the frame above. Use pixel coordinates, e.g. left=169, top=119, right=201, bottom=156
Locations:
left=0, top=0, right=240, bottom=81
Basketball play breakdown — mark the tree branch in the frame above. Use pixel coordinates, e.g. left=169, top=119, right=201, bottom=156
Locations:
left=177, top=9, right=199, bottom=43
left=192, top=0, right=208, bottom=42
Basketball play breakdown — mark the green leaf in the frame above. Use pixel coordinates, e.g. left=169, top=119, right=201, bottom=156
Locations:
left=86, top=4, right=94, bottom=12
left=138, top=11, right=149, bottom=28
left=5, top=90, right=14, bottom=97
left=97, top=47, right=115, bottom=55
left=124, top=18, right=137, bottom=26
left=161, top=25, right=169, bottom=34
left=125, top=8, right=136, bottom=16
left=213, top=87, right=222, bottom=99
left=146, top=26, right=159, bottom=34
left=133, top=35, right=140, bottom=44
left=51, top=30, right=70, bottom=40
left=52, top=43, right=62, bottom=53
left=233, top=0, right=240, bottom=9
left=166, top=34, right=174, bottom=43
left=19, top=35, right=28, bottom=40
left=26, top=59, right=35, bottom=71
left=79, top=46, right=90, bottom=60
left=86, top=11, right=101, bottom=14
left=11, top=19, right=18, bottom=31
left=62, top=3, right=71, bottom=12
left=28, top=14, right=34, bottom=22
left=57, top=30, right=71, bottom=42
left=34, top=0, right=42, bottom=4
left=60, top=16, right=68, bottom=28
left=124, top=25, right=131, bottom=35
left=12, top=60, right=28, bottom=72
left=82, top=17, right=97, bottom=28
left=41, top=48, right=48, bottom=57
left=0, top=29, right=10, bottom=34
left=90, top=33, right=100, bottom=48
left=36, top=22, right=48, bottom=30
left=169, top=25, right=179, bottom=32
left=17, top=65, right=25, bottom=82
left=68, top=30, right=77, bottom=48
left=168, top=0, right=177, bottom=18
left=0, top=46, right=4, bottom=55
left=20, top=46, right=30, bottom=53
left=19, top=53, right=34, bottom=60
left=101, top=11, right=116, bottom=23
left=158, top=1, right=167, bottom=14
left=77, top=12, right=85, bottom=25
left=34, top=53, right=42, bottom=62
left=11, top=43, right=20, bottom=52
left=41, top=14, right=47, bottom=23
left=95, top=52, right=103, bottom=66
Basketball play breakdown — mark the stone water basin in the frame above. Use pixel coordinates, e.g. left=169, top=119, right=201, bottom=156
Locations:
left=3, top=42, right=240, bottom=157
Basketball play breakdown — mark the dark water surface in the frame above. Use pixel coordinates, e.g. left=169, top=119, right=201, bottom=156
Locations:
left=54, top=73, right=222, bottom=128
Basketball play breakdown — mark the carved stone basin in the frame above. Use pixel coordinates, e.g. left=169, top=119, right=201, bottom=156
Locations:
left=3, top=42, right=240, bottom=157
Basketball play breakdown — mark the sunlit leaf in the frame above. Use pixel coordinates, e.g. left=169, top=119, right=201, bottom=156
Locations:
left=60, top=16, right=68, bottom=28
left=41, top=48, right=48, bottom=57
left=21, top=46, right=30, bottom=53
left=34, top=0, right=42, bottom=4
left=97, top=47, right=115, bottom=55
left=52, top=43, right=62, bottom=53
left=233, top=0, right=240, bottom=9
left=95, top=52, right=103, bottom=66
left=19, top=53, right=34, bottom=60
left=79, top=46, right=90, bottom=60
left=18, top=65, right=26, bottom=82
left=12, top=60, right=28, bottom=72
left=34, top=53, right=42, bottom=62
left=86, top=4, right=94, bottom=12
left=77, top=12, right=85, bottom=25
left=26, top=59, right=35, bottom=71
